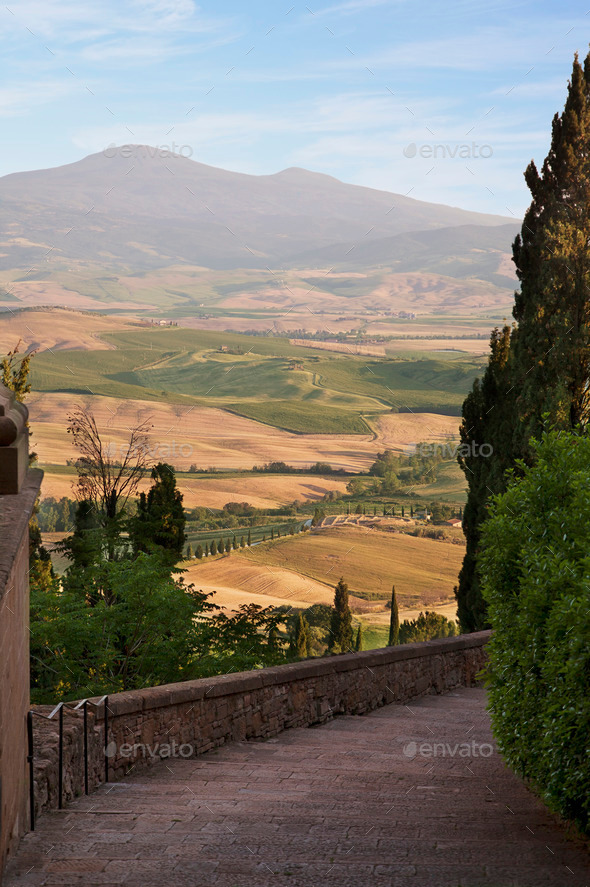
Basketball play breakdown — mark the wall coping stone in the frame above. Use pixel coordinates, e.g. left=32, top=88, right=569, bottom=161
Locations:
left=99, top=631, right=491, bottom=719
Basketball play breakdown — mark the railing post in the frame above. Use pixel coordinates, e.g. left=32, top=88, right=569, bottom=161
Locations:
left=83, top=700, right=88, bottom=795
left=27, top=711, right=35, bottom=831
left=58, top=705, right=63, bottom=810
left=104, top=696, right=109, bottom=784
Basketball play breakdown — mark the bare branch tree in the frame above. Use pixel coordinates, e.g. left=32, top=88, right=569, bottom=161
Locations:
left=67, top=407, right=153, bottom=523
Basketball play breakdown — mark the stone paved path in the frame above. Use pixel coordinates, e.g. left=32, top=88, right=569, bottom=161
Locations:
left=5, top=688, right=590, bottom=887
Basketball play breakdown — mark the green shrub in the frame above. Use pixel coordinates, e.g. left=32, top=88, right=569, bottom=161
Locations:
left=480, top=430, right=590, bottom=833
left=398, top=610, right=457, bottom=643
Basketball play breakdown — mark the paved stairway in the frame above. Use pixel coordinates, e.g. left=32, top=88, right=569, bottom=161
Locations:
left=4, top=688, right=590, bottom=887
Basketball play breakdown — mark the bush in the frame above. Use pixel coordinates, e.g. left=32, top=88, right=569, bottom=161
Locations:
left=398, top=610, right=457, bottom=643
left=480, top=431, right=590, bottom=833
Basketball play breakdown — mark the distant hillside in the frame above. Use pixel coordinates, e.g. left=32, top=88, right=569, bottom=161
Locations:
left=0, top=147, right=518, bottom=274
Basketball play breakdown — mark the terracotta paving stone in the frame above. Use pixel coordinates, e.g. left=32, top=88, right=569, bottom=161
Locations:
left=4, top=688, right=590, bottom=886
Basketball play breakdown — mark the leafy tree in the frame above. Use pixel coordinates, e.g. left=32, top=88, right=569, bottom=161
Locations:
left=329, top=578, right=353, bottom=653
left=131, top=463, right=186, bottom=564
left=196, top=544, right=203, bottom=559
left=388, top=585, right=399, bottom=646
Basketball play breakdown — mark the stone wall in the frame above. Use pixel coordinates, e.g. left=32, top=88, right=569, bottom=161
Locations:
left=0, top=377, right=42, bottom=881
left=30, top=631, right=490, bottom=820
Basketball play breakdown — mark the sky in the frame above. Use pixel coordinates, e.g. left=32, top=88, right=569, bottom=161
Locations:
left=1, top=0, right=590, bottom=217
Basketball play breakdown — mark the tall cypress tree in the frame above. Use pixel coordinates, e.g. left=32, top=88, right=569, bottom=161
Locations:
left=388, top=584, right=399, bottom=646
left=456, top=326, right=513, bottom=631
left=355, top=623, right=363, bottom=652
left=329, top=577, right=353, bottom=653
left=511, top=52, right=590, bottom=451
left=457, top=52, right=590, bottom=631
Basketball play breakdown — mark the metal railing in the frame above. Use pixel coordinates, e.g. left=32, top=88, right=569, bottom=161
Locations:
left=27, top=695, right=109, bottom=831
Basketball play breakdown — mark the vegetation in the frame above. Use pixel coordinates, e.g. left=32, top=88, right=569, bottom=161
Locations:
left=398, top=611, right=457, bottom=644
left=480, top=431, right=590, bottom=833
left=388, top=585, right=399, bottom=645
left=329, top=578, right=353, bottom=653
left=458, top=52, right=590, bottom=630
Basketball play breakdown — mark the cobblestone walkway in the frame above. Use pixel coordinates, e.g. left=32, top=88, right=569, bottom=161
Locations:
left=5, top=688, right=590, bottom=887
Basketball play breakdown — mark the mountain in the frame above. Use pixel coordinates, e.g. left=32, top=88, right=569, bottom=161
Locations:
left=0, top=147, right=518, bottom=274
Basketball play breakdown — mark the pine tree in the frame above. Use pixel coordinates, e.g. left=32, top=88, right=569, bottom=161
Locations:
left=210, top=539, right=217, bottom=556
left=329, top=578, right=353, bottom=653
left=355, top=624, right=363, bottom=652
left=196, top=544, right=203, bottom=559
left=388, top=585, right=399, bottom=646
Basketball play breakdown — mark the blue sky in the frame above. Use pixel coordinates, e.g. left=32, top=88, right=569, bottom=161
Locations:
left=2, top=0, right=589, bottom=216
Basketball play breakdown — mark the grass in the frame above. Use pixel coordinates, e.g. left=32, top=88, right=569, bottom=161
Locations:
left=30, top=325, right=481, bottom=433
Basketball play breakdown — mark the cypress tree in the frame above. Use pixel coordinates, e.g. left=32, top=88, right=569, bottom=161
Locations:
left=329, top=577, right=353, bottom=653
left=294, top=614, right=310, bottom=658
left=232, top=535, right=237, bottom=550
left=210, top=539, right=217, bottom=556
left=196, top=544, right=203, bottom=559
left=205, top=542, right=209, bottom=556
left=270, top=528, right=274, bottom=540
left=401, top=506, right=404, bottom=517
left=276, top=529, right=280, bottom=538
left=388, top=585, right=399, bottom=646
left=247, top=529, right=251, bottom=546
left=131, top=462, right=186, bottom=563
left=240, top=535, right=245, bottom=548
left=225, top=537, right=231, bottom=553
left=456, top=326, right=513, bottom=631
left=218, top=537, right=224, bottom=553
left=186, top=543, right=193, bottom=559
left=457, top=52, right=590, bottom=631
left=355, top=623, right=363, bottom=652
left=511, top=52, right=590, bottom=452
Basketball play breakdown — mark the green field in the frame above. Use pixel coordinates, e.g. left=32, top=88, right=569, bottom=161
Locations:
left=30, top=326, right=483, bottom=434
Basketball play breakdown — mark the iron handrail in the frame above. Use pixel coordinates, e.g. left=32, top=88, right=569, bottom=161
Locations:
left=27, top=695, right=109, bottom=831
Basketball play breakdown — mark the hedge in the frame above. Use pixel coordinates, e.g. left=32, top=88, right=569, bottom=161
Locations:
left=480, top=430, right=590, bottom=832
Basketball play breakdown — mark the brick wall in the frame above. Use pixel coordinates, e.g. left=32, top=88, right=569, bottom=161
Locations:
left=0, top=469, right=42, bottom=875
left=30, top=631, right=490, bottom=820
